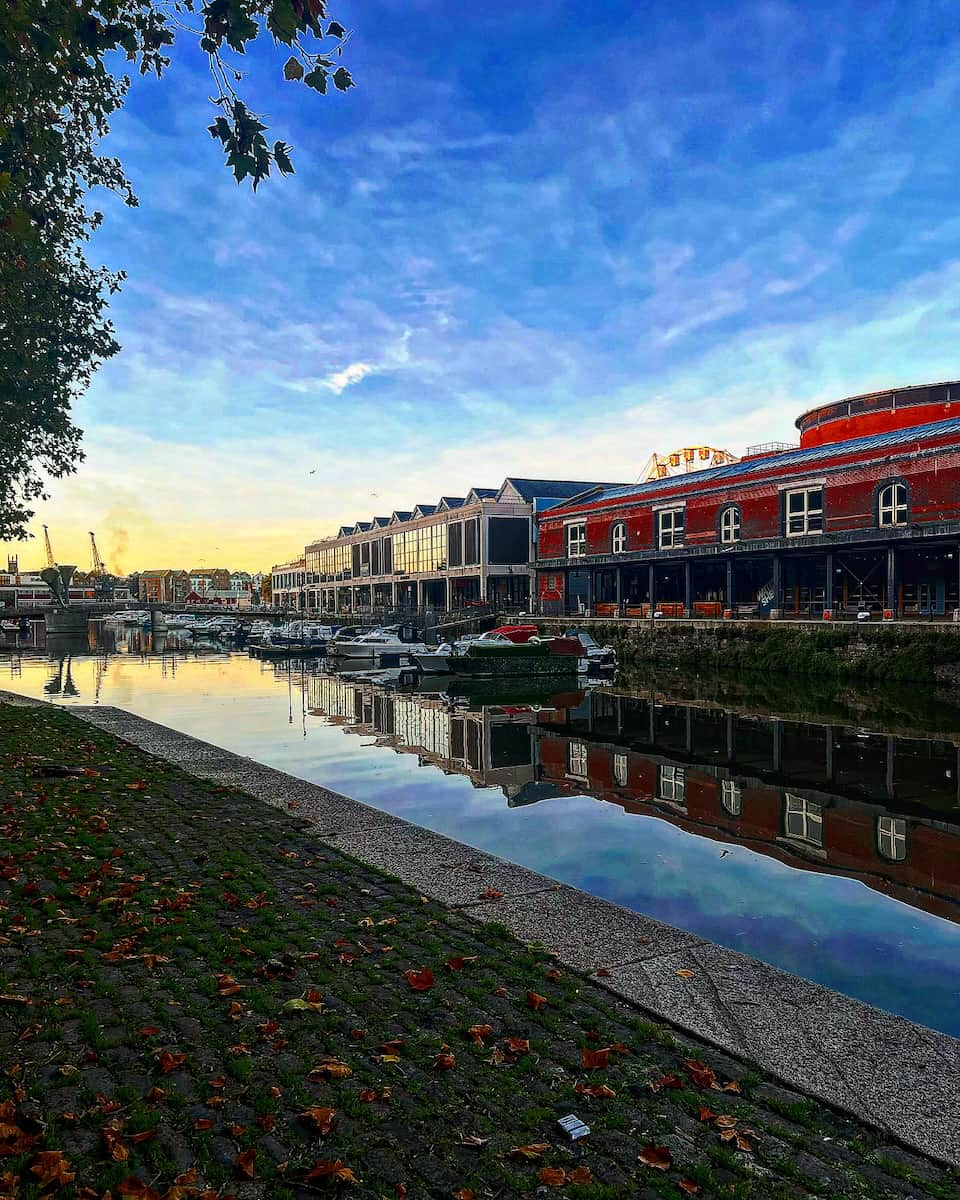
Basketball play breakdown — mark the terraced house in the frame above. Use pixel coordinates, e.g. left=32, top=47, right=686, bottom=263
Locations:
left=301, top=477, right=620, bottom=615
left=536, top=381, right=960, bottom=620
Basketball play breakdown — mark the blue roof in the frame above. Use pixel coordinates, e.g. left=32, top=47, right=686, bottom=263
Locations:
left=572, top=417, right=960, bottom=511
left=470, top=487, right=498, bottom=499
left=372, top=516, right=391, bottom=527
left=439, top=496, right=465, bottom=509
left=504, top=477, right=626, bottom=502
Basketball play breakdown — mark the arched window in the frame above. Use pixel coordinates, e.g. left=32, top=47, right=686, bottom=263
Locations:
left=611, top=522, right=626, bottom=553
left=720, top=506, right=741, bottom=544
left=878, top=482, right=908, bottom=528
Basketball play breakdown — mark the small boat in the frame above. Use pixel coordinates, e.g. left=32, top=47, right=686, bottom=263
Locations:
left=267, top=621, right=338, bottom=649
left=564, top=628, right=617, bottom=673
left=330, top=625, right=428, bottom=661
left=412, top=634, right=581, bottom=678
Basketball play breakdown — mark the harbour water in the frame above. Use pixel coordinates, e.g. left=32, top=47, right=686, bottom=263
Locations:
left=3, top=623, right=960, bottom=1036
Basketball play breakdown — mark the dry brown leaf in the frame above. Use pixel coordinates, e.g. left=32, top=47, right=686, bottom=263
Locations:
left=581, top=1047, right=609, bottom=1070
left=508, top=1142, right=550, bottom=1161
left=466, top=1024, right=493, bottom=1046
left=526, top=991, right=548, bottom=1011
left=638, top=1145, right=672, bottom=1170
left=683, top=1059, right=719, bottom=1089
left=234, top=1149, right=256, bottom=1179
left=304, top=1158, right=358, bottom=1184
left=300, top=1107, right=336, bottom=1135
left=403, top=968, right=435, bottom=991
left=537, top=1166, right=566, bottom=1187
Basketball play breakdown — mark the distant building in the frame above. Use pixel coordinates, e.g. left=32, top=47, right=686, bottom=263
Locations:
left=297, top=477, right=620, bottom=615
left=271, top=558, right=306, bottom=610
left=139, top=570, right=190, bottom=604
left=188, top=568, right=231, bottom=596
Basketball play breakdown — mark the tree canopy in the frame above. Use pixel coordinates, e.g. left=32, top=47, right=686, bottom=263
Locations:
left=1, top=0, right=353, bottom=542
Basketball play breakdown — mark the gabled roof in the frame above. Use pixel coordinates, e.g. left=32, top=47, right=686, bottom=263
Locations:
left=548, top=415, right=960, bottom=516
left=413, top=503, right=437, bottom=518
left=353, top=521, right=373, bottom=533
left=390, top=511, right=412, bottom=524
left=338, top=526, right=354, bottom=538
left=465, top=487, right=498, bottom=504
left=437, top=496, right=465, bottom=510
left=499, top=477, right=626, bottom=503
left=372, top=516, right=391, bottom=527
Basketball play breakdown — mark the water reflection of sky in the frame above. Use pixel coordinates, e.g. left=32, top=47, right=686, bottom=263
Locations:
left=4, top=648, right=960, bottom=1037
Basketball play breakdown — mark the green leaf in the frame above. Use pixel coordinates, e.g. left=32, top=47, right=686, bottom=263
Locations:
left=267, top=0, right=299, bottom=42
left=327, top=20, right=346, bottom=38
left=273, top=141, right=295, bottom=175
left=303, top=67, right=327, bottom=93
left=282, top=55, right=303, bottom=80
left=333, top=66, right=354, bottom=91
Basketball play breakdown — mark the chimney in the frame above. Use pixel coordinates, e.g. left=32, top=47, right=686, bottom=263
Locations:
left=7, top=556, right=17, bottom=574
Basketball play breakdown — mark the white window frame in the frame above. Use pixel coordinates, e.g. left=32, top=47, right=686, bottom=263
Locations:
left=659, top=764, right=685, bottom=804
left=878, top=482, right=908, bottom=528
left=613, top=752, right=628, bottom=787
left=611, top=521, right=627, bottom=554
left=784, top=487, right=824, bottom=537
left=567, top=741, right=588, bottom=779
left=567, top=523, right=587, bottom=558
left=784, top=793, right=823, bottom=845
left=721, top=779, right=742, bottom=816
left=720, top=506, right=741, bottom=544
left=877, top=815, right=907, bottom=861
left=657, top=507, right=685, bottom=550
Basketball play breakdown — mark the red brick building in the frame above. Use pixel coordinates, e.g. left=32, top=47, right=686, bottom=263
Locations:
left=536, top=381, right=960, bottom=618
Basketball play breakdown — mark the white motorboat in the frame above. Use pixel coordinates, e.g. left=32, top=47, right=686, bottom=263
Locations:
left=564, top=628, right=617, bottom=673
left=264, top=621, right=337, bottom=649
left=331, top=626, right=428, bottom=661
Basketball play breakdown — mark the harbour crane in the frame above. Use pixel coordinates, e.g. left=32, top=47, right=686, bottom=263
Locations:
left=89, top=531, right=105, bottom=577
left=42, top=524, right=56, bottom=569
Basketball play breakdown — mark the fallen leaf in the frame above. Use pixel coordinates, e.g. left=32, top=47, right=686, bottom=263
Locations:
left=479, top=888, right=503, bottom=900
left=453, top=1190, right=475, bottom=1200
left=568, top=1166, right=592, bottom=1184
left=679, top=1180, right=700, bottom=1194
left=526, top=991, right=548, bottom=1011
left=282, top=995, right=325, bottom=1013
left=466, top=1024, right=493, bottom=1046
left=675, top=969, right=696, bottom=978
left=650, top=1073, right=685, bottom=1092
left=357, top=1087, right=391, bottom=1103
left=433, top=1050, right=456, bottom=1070
left=234, top=1149, right=255, bottom=1179
left=300, top=1107, right=336, bottom=1135
left=714, top=1115, right=738, bottom=1129
left=581, top=1047, right=609, bottom=1070
left=309, top=1057, right=352, bottom=1081
left=638, top=1145, right=672, bottom=1170
left=154, top=1050, right=187, bottom=1074
left=193, top=1119, right=214, bottom=1131
left=403, top=968, right=435, bottom=991
left=30, top=1150, right=75, bottom=1188
left=503, top=1036, right=529, bottom=1054
left=537, top=1166, right=566, bottom=1187
left=698, top=1106, right=717, bottom=1123
left=594, top=967, right=611, bottom=978
left=304, top=1159, right=358, bottom=1184
left=508, top=1143, right=549, bottom=1161
left=100, top=1122, right=129, bottom=1162
left=683, top=1059, right=719, bottom=1090
left=722, top=1080, right=742, bottom=1094
left=445, top=956, right=479, bottom=972
left=575, top=1082, right=616, bottom=1098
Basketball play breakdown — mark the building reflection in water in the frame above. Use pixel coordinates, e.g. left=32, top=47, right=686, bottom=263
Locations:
left=307, top=674, right=960, bottom=927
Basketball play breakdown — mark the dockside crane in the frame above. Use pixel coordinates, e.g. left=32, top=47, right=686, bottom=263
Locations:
left=89, top=532, right=105, bottom=577
left=42, top=524, right=56, bottom=569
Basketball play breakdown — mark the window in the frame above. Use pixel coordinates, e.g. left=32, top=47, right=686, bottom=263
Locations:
left=785, top=487, right=824, bottom=536
left=878, top=482, right=908, bottom=528
left=659, top=764, right=685, bottom=804
left=567, top=741, right=588, bottom=778
left=657, top=508, right=685, bottom=549
left=721, top=779, right=742, bottom=816
left=613, top=753, right=628, bottom=786
left=720, top=506, right=741, bottom=544
left=612, top=522, right=627, bottom=554
left=877, top=815, right=907, bottom=861
left=567, top=523, right=587, bottom=558
left=784, top=793, right=823, bottom=845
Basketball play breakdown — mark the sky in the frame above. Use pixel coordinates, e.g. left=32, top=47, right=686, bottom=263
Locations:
left=9, top=0, right=960, bottom=574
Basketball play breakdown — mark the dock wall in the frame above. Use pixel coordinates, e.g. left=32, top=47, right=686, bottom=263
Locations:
left=532, top=616, right=960, bottom=685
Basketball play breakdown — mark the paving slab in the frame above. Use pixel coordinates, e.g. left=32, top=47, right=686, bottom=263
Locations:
left=18, top=698, right=960, bottom=1166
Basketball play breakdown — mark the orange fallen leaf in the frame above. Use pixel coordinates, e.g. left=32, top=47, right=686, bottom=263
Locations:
left=714, top=1115, right=738, bottom=1129
left=453, top=1190, right=475, bottom=1200
left=304, top=1159, right=358, bottom=1184
left=537, top=1166, right=567, bottom=1187
left=234, top=1149, right=255, bottom=1179
left=309, top=1057, right=352, bottom=1080
left=100, top=1122, right=129, bottom=1162
left=683, top=1059, right=719, bottom=1090
left=403, top=968, right=435, bottom=991
left=30, top=1150, right=75, bottom=1188
left=154, top=1049, right=187, bottom=1074
left=568, top=1166, right=592, bottom=1184
left=300, top=1107, right=337, bottom=1135
left=722, top=1080, right=742, bottom=1094
left=193, top=1119, right=214, bottom=1131
left=581, top=1047, right=609, bottom=1070
left=357, top=1087, right=391, bottom=1103
left=479, top=888, right=504, bottom=900
left=466, top=1024, right=493, bottom=1046
left=139, top=1026, right=160, bottom=1037
left=575, top=1082, right=616, bottom=1098
left=650, top=1073, right=685, bottom=1092
left=503, top=1035, right=529, bottom=1054
left=638, top=1145, right=672, bottom=1170
left=445, top=956, right=479, bottom=971
left=698, top=1106, right=717, bottom=1122
left=433, top=1050, right=456, bottom=1070
left=526, top=991, right=548, bottom=1011
left=508, top=1143, right=549, bottom=1161
left=675, top=968, right=695, bottom=978
left=679, top=1181, right=700, bottom=1195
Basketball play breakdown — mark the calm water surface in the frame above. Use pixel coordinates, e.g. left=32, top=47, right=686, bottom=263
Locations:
left=4, top=631, right=960, bottom=1036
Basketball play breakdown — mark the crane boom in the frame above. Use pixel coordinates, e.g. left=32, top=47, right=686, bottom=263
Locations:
left=42, top=524, right=55, bottom=569
left=89, top=531, right=105, bottom=577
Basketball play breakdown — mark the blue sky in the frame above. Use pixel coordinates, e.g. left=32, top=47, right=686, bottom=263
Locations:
left=12, top=0, right=960, bottom=572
